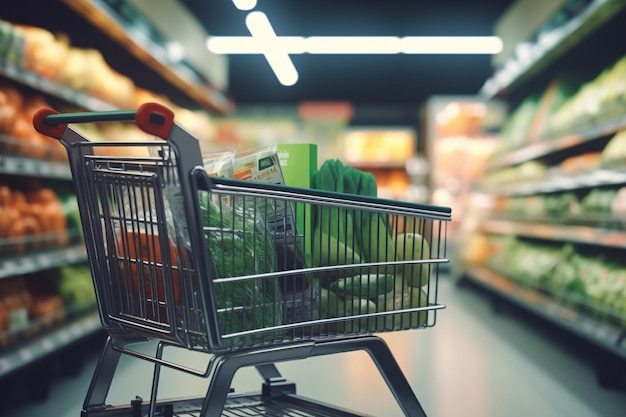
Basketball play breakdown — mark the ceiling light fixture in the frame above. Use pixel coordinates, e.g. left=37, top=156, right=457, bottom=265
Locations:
left=232, top=0, right=257, bottom=11
left=208, top=36, right=503, bottom=55
left=206, top=10, right=503, bottom=85
left=245, top=11, right=299, bottom=86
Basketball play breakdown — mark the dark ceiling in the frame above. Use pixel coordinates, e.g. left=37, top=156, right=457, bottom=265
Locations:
left=182, top=0, right=516, bottom=107
left=3, top=0, right=516, bottom=118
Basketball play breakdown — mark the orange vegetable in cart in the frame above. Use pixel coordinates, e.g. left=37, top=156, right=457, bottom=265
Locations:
left=116, top=230, right=182, bottom=306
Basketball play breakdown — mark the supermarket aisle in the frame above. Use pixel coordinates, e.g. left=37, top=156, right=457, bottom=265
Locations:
left=3, top=275, right=625, bottom=417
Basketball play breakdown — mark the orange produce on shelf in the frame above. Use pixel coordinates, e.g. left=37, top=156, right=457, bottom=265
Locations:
left=29, top=294, right=64, bottom=322
left=0, top=302, right=10, bottom=333
left=0, top=82, right=22, bottom=135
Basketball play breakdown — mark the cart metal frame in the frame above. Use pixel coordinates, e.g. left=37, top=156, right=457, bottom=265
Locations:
left=34, top=103, right=452, bottom=417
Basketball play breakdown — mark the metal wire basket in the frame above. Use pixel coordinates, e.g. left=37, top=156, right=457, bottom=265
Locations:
left=34, top=103, right=451, bottom=417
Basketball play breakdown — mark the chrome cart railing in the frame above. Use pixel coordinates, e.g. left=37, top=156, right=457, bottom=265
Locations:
left=34, top=103, right=451, bottom=417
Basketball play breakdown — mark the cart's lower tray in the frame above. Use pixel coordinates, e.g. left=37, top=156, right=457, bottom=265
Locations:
left=83, top=392, right=374, bottom=417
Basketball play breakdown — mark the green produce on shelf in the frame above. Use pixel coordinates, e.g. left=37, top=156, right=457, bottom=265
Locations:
left=548, top=54, right=626, bottom=136
left=498, top=95, right=540, bottom=151
left=545, top=192, right=579, bottom=219
left=580, top=188, right=617, bottom=215
left=58, top=264, right=95, bottom=307
left=484, top=234, right=626, bottom=327
left=549, top=244, right=583, bottom=301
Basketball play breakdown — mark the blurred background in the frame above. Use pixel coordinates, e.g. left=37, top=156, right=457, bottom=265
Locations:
left=1, top=1, right=626, bottom=416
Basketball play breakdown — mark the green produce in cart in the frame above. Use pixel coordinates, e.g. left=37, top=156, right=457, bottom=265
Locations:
left=331, top=274, right=395, bottom=301
left=199, top=192, right=282, bottom=345
left=395, top=233, right=431, bottom=288
left=377, top=286, right=429, bottom=331
left=311, top=158, right=395, bottom=279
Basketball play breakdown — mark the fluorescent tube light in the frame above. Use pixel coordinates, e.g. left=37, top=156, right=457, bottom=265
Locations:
left=400, top=36, right=503, bottom=54
left=205, top=10, right=503, bottom=85
left=245, top=12, right=299, bottom=86
left=208, top=36, right=503, bottom=55
left=305, top=37, right=402, bottom=54
left=232, top=0, right=257, bottom=11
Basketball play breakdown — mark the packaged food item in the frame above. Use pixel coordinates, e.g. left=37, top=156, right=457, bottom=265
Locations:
left=234, top=146, right=317, bottom=325
left=203, top=150, right=235, bottom=178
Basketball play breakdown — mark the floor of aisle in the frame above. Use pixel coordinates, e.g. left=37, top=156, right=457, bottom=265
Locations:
left=3, top=275, right=626, bottom=417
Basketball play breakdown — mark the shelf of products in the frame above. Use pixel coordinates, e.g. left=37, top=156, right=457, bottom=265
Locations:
left=462, top=263, right=626, bottom=359
left=486, top=111, right=626, bottom=171
left=459, top=0, right=626, bottom=373
left=0, top=307, right=100, bottom=379
left=340, top=127, right=421, bottom=202
left=61, top=0, right=234, bottom=114
left=0, top=64, right=116, bottom=112
left=0, top=0, right=229, bottom=386
left=477, top=218, right=626, bottom=248
left=480, top=0, right=626, bottom=98
left=0, top=151, right=71, bottom=180
left=481, top=168, right=626, bottom=196
left=0, top=262, right=98, bottom=378
left=0, top=245, right=87, bottom=280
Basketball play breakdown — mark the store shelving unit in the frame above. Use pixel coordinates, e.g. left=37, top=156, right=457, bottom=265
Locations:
left=0, top=65, right=116, bottom=112
left=485, top=111, right=626, bottom=172
left=0, top=0, right=233, bottom=391
left=477, top=218, right=626, bottom=248
left=463, top=264, right=626, bottom=360
left=0, top=307, right=100, bottom=380
left=460, top=0, right=626, bottom=387
left=480, top=0, right=626, bottom=98
left=61, top=0, right=234, bottom=114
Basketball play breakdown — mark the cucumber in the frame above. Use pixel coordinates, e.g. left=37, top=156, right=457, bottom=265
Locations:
left=376, top=287, right=429, bottom=331
left=332, top=274, right=395, bottom=300
left=340, top=297, right=378, bottom=333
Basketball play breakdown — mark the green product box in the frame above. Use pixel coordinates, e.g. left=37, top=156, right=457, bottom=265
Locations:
left=277, top=143, right=318, bottom=249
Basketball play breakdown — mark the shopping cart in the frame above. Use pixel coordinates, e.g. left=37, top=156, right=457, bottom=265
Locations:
left=33, top=103, right=451, bottom=417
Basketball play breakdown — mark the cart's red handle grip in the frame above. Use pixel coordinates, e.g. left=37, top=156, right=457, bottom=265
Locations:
left=33, top=102, right=175, bottom=140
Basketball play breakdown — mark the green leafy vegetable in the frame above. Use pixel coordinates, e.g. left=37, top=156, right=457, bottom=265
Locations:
left=199, top=192, right=282, bottom=346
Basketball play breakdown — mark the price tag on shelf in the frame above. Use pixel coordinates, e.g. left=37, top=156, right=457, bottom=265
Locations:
left=21, top=70, right=38, bottom=87
left=0, top=357, right=10, bottom=372
left=57, top=330, right=71, bottom=344
left=17, top=347, right=33, bottom=362
left=37, top=253, right=53, bottom=269
left=40, top=337, right=55, bottom=352
left=2, top=259, right=17, bottom=276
